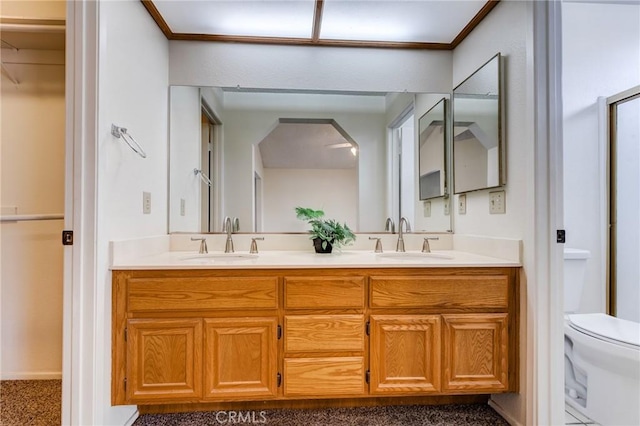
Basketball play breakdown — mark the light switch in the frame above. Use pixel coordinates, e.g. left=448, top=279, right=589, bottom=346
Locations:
left=143, top=191, right=151, bottom=214
left=489, top=190, right=506, bottom=214
left=423, top=201, right=431, bottom=217
left=458, top=194, right=466, bottom=215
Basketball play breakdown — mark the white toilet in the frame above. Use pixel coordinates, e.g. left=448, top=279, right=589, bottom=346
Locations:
left=564, top=248, right=640, bottom=426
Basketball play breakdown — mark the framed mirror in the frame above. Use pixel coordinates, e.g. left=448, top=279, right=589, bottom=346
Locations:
left=418, top=97, right=447, bottom=200
left=168, top=87, right=452, bottom=234
left=452, top=53, right=504, bottom=193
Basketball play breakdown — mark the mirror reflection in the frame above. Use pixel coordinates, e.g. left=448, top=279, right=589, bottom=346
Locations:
left=419, top=98, right=447, bottom=200
left=453, top=53, right=504, bottom=193
left=168, top=87, right=452, bottom=234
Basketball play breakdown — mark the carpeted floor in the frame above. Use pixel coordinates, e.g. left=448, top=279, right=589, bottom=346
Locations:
left=134, top=404, right=509, bottom=426
left=0, top=380, right=62, bottom=426
left=0, top=380, right=509, bottom=426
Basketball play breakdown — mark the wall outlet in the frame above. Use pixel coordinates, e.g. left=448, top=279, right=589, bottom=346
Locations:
left=458, top=194, right=466, bottom=215
left=143, top=191, right=151, bottom=214
left=444, top=200, right=450, bottom=216
left=489, top=190, right=506, bottom=214
left=180, top=198, right=186, bottom=216
left=423, top=201, right=431, bottom=217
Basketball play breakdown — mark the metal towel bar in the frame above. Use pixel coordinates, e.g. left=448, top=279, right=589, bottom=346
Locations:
left=1, top=214, right=64, bottom=222
left=194, top=168, right=212, bottom=186
left=111, top=124, right=147, bottom=158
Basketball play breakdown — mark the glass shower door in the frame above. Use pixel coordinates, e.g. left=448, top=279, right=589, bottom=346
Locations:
left=610, top=90, right=640, bottom=322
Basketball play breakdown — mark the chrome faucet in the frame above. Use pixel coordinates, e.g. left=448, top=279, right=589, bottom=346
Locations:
left=384, top=217, right=395, bottom=234
left=422, top=237, right=439, bottom=253
left=190, top=237, right=208, bottom=254
left=250, top=237, right=264, bottom=254
left=369, top=237, right=383, bottom=253
left=396, top=217, right=411, bottom=252
left=224, top=217, right=234, bottom=253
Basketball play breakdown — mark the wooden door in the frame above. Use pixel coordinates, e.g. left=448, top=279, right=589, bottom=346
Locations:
left=126, top=318, right=202, bottom=403
left=203, top=317, right=277, bottom=399
left=442, top=313, right=509, bottom=392
left=369, top=315, right=441, bottom=394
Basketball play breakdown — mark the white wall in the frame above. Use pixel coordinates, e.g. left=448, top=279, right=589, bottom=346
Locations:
left=95, top=0, right=169, bottom=424
left=169, top=41, right=452, bottom=93
left=562, top=1, right=640, bottom=314
left=263, top=168, right=358, bottom=232
left=1, top=49, right=65, bottom=379
left=169, top=86, right=201, bottom=232
left=451, top=1, right=530, bottom=423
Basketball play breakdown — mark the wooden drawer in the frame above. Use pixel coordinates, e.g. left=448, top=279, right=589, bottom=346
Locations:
left=370, top=275, right=508, bottom=310
left=283, top=357, right=365, bottom=396
left=284, top=315, right=364, bottom=353
left=127, top=277, right=278, bottom=312
left=284, top=276, right=365, bottom=309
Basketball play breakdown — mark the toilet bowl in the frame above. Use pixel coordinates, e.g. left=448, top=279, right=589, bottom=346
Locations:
left=563, top=248, right=640, bottom=426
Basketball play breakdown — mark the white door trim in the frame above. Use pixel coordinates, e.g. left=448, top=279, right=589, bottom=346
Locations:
left=528, top=1, right=565, bottom=425
left=62, top=1, right=100, bottom=424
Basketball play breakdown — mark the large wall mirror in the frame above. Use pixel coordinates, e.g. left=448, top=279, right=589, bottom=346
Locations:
left=452, top=53, right=505, bottom=193
left=168, top=87, right=452, bottom=234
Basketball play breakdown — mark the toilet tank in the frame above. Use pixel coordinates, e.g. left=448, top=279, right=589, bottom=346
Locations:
left=564, top=248, right=590, bottom=313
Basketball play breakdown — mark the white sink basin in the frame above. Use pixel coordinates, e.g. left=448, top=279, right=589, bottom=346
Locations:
left=179, top=253, right=259, bottom=263
left=376, top=252, right=453, bottom=260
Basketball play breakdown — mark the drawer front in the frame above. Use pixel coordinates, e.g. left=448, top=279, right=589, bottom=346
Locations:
left=283, top=357, right=365, bottom=396
left=284, top=277, right=365, bottom=309
left=284, top=315, right=364, bottom=353
left=371, top=275, right=508, bottom=309
left=128, top=277, right=278, bottom=312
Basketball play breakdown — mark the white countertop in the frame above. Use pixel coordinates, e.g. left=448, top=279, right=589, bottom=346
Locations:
left=110, top=249, right=521, bottom=270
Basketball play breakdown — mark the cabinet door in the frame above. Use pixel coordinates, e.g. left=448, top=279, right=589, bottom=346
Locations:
left=442, top=314, right=509, bottom=392
left=204, top=317, right=277, bottom=399
left=126, top=318, right=202, bottom=403
left=369, top=315, right=441, bottom=394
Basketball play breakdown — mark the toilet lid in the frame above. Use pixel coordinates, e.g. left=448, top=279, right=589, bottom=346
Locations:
left=568, top=313, right=640, bottom=348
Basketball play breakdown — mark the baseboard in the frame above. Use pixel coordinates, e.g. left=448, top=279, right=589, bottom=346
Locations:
left=1, top=372, right=62, bottom=380
left=123, top=409, right=140, bottom=426
left=489, top=399, right=523, bottom=426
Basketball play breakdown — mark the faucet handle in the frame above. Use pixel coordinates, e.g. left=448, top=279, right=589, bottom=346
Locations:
left=250, top=237, right=264, bottom=254
left=422, top=237, right=439, bottom=253
left=369, top=237, right=383, bottom=253
left=190, top=237, right=208, bottom=254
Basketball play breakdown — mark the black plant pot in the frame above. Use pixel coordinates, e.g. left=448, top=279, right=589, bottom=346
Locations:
left=313, top=238, right=333, bottom=254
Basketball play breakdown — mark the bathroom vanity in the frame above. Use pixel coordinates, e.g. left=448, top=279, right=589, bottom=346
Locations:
left=111, top=249, right=519, bottom=413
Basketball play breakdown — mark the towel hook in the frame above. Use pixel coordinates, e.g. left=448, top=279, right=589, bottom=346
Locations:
left=111, top=124, right=147, bottom=158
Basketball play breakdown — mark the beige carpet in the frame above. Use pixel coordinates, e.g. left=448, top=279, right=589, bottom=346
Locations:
left=0, top=380, right=509, bottom=426
left=0, top=380, right=61, bottom=426
left=134, top=404, right=509, bottom=426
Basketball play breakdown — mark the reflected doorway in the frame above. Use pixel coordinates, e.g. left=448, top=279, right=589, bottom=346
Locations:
left=389, top=108, right=416, bottom=228
left=201, top=104, right=220, bottom=232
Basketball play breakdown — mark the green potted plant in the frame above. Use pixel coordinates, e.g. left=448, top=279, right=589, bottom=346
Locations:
left=295, top=207, right=356, bottom=254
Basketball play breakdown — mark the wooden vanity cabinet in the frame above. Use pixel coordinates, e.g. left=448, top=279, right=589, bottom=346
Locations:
left=126, top=318, right=203, bottom=403
left=282, top=276, right=367, bottom=398
left=368, top=270, right=517, bottom=394
left=112, top=272, right=279, bottom=405
left=112, top=267, right=518, bottom=408
left=369, top=315, right=442, bottom=395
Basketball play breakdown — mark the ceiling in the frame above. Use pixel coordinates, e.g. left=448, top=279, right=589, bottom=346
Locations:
left=144, top=0, right=499, bottom=50
left=259, top=120, right=358, bottom=169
